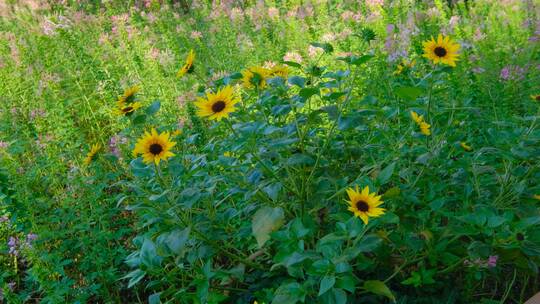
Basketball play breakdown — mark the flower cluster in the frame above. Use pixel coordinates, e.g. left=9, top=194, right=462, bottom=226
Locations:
left=410, top=111, right=431, bottom=136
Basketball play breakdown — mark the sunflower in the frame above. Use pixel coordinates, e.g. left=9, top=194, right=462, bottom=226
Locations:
left=118, top=86, right=140, bottom=104
left=241, top=66, right=270, bottom=89
left=422, top=34, right=460, bottom=67
left=133, top=128, right=176, bottom=165
left=268, top=65, right=289, bottom=78
left=460, top=142, right=472, bottom=152
left=346, top=185, right=385, bottom=224
left=115, top=100, right=143, bottom=116
left=194, top=85, right=240, bottom=121
left=419, top=121, right=431, bottom=136
left=410, top=111, right=424, bottom=124
left=83, top=143, right=101, bottom=165
left=531, top=94, right=540, bottom=102
left=177, top=49, right=195, bottom=78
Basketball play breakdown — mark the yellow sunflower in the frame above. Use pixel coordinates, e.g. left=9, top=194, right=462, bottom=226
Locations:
left=422, top=34, right=460, bottom=67
left=410, top=111, right=424, bottom=124
left=115, top=100, right=143, bottom=116
left=118, top=86, right=140, bottom=104
left=177, top=49, right=195, bottom=78
left=133, top=128, right=176, bottom=165
left=241, top=66, right=270, bottom=89
left=345, top=185, right=385, bottom=225
left=269, top=65, right=289, bottom=78
left=460, top=142, right=472, bottom=152
left=194, top=85, right=240, bottom=121
left=419, top=121, right=431, bottom=136
left=83, top=143, right=101, bottom=165
left=531, top=94, right=540, bottom=102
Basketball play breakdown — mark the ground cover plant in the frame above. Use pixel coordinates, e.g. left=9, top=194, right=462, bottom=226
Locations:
left=0, top=0, right=539, bottom=303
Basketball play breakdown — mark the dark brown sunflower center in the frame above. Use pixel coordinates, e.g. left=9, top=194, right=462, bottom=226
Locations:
left=536, top=95, right=540, bottom=101
left=212, top=100, right=226, bottom=113
left=122, top=106, right=134, bottom=113
left=149, top=143, right=163, bottom=155
left=434, top=47, right=447, bottom=57
left=355, top=200, right=370, bottom=212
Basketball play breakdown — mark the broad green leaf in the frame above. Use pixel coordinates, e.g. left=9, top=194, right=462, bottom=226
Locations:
left=148, top=293, right=161, bottom=304
left=319, top=288, right=347, bottom=304
left=287, top=153, right=315, bottom=166
left=140, top=238, right=162, bottom=267
left=487, top=216, right=506, bottom=228
left=310, top=42, right=334, bottom=53
left=362, top=280, right=395, bottom=302
left=263, top=182, right=282, bottom=201
left=272, top=282, right=306, bottom=304
left=146, top=100, right=161, bottom=116
left=319, top=275, right=336, bottom=296
left=165, top=228, right=190, bottom=254
left=252, top=206, right=285, bottom=247
left=132, top=114, right=147, bottom=125
left=283, top=61, right=302, bottom=68
left=299, top=87, right=319, bottom=99
left=377, top=162, right=396, bottom=185
left=395, top=86, right=423, bottom=101
left=289, top=76, right=306, bottom=87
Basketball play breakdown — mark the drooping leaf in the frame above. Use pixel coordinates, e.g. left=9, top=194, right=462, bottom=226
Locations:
left=362, top=280, right=396, bottom=302
left=252, top=206, right=285, bottom=247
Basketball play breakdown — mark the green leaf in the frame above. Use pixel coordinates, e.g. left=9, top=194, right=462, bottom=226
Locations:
left=299, top=87, right=319, bottom=99
left=263, top=182, right=282, bottom=201
left=362, top=280, right=395, bottom=302
left=132, top=114, right=147, bottom=125
left=228, top=72, right=243, bottom=79
left=395, top=86, right=423, bottom=101
left=319, top=275, right=336, bottom=296
left=252, top=206, right=285, bottom=247
left=310, top=42, right=334, bottom=53
left=283, top=61, right=302, bottom=68
left=146, top=100, right=161, bottom=116
left=334, top=234, right=381, bottom=263
left=148, top=292, right=161, bottom=304
left=288, top=76, right=306, bottom=88
left=401, top=271, right=422, bottom=287
left=377, top=162, right=396, bottom=185
left=287, top=154, right=315, bottom=166
left=165, top=228, right=190, bottom=254
left=350, top=54, right=374, bottom=65
left=272, top=282, right=306, bottom=304
left=123, top=269, right=146, bottom=288
left=487, top=216, right=506, bottom=228
left=319, top=288, right=347, bottom=304
left=140, top=238, right=162, bottom=267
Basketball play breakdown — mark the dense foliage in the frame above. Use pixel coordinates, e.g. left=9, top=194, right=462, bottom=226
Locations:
left=0, top=0, right=539, bottom=303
